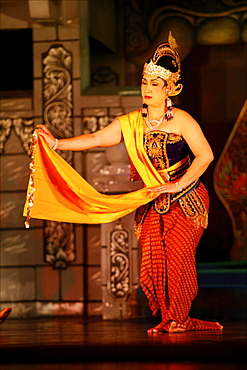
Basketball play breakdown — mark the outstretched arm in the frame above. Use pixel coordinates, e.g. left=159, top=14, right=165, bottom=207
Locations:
left=37, top=118, right=123, bottom=151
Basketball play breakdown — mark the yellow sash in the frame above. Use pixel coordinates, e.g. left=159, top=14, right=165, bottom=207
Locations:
left=23, top=110, right=167, bottom=226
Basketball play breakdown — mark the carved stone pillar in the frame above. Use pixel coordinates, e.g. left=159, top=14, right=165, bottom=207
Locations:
left=82, top=113, right=142, bottom=319
left=101, top=212, right=140, bottom=319
left=42, top=44, right=75, bottom=269
left=0, top=118, right=34, bottom=155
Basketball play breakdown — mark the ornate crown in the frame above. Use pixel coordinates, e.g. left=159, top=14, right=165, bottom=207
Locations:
left=143, top=31, right=183, bottom=96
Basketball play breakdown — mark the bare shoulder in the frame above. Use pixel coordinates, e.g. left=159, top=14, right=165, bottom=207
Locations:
left=174, top=108, right=198, bottom=124
left=173, top=108, right=202, bottom=134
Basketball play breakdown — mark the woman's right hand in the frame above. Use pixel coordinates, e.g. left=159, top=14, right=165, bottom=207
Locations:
left=37, top=124, right=57, bottom=149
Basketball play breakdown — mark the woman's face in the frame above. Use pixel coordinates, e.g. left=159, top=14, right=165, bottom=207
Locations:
left=141, top=74, right=167, bottom=107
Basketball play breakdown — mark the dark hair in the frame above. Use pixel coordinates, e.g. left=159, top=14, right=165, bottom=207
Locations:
left=146, top=55, right=179, bottom=73
left=158, top=56, right=178, bottom=73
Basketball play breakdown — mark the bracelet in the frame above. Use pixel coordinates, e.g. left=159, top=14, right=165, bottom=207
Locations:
left=52, top=138, right=59, bottom=150
left=175, top=181, right=183, bottom=192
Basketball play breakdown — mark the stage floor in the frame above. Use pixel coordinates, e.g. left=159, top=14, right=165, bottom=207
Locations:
left=0, top=317, right=246, bottom=369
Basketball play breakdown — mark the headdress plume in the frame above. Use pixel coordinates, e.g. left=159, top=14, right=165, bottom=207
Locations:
left=168, top=31, right=178, bottom=49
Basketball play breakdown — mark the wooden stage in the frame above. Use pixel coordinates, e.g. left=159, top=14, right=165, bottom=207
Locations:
left=0, top=317, right=246, bottom=369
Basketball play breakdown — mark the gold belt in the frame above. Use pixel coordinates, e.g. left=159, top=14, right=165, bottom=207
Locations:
left=158, top=156, right=189, bottom=182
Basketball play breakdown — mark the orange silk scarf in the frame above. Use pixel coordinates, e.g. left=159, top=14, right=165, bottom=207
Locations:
left=23, top=110, right=165, bottom=226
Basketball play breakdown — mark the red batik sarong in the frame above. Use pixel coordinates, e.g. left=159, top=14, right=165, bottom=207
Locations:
left=139, top=182, right=221, bottom=331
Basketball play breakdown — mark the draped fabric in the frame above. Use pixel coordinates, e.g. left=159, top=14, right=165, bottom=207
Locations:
left=23, top=110, right=163, bottom=225
left=140, top=176, right=221, bottom=331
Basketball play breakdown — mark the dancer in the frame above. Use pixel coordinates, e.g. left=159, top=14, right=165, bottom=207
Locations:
left=29, top=32, right=222, bottom=333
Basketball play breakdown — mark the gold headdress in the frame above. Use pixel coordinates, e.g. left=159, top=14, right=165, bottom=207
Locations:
left=143, top=31, right=183, bottom=96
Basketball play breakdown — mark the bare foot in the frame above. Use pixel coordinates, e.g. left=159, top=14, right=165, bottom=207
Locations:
left=0, top=307, right=12, bottom=324
left=147, top=322, right=165, bottom=333
left=168, top=321, right=186, bottom=333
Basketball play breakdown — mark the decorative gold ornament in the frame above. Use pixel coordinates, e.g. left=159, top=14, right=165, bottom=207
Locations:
left=168, top=31, right=178, bottom=50
left=143, top=31, right=183, bottom=95
left=25, top=130, right=37, bottom=228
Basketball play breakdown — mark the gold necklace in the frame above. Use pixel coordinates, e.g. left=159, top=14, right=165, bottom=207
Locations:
left=145, top=113, right=166, bottom=130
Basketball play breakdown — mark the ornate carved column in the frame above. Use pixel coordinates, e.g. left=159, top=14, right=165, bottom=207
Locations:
left=0, top=118, right=34, bottom=155
left=82, top=113, right=142, bottom=318
left=101, top=213, right=140, bottom=319
left=42, top=45, right=75, bottom=269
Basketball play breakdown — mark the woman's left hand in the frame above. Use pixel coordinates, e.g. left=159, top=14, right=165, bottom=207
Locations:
left=148, top=182, right=179, bottom=194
